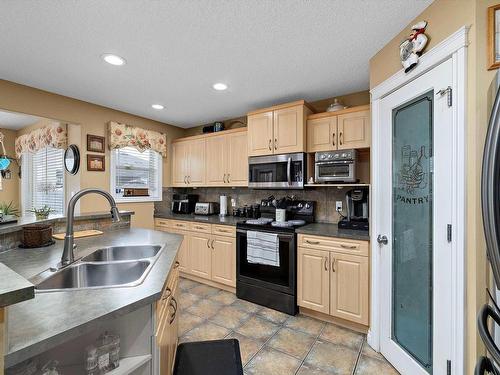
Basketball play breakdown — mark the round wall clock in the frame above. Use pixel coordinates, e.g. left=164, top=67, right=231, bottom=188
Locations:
left=64, top=144, right=80, bottom=175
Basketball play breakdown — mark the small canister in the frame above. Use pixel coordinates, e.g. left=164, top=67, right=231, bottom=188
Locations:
left=275, top=208, right=286, bottom=222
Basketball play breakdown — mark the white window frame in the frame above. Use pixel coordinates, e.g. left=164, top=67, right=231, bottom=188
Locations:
left=110, top=147, right=163, bottom=203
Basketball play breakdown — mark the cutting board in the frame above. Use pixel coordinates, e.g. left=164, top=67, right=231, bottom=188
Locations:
left=53, top=229, right=103, bottom=240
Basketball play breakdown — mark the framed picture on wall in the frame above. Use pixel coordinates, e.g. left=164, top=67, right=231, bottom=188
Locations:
left=87, top=134, right=105, bottom=153
left=87, top=154, right=105, bottom=171
left=488, top=4, right=500, bottom=70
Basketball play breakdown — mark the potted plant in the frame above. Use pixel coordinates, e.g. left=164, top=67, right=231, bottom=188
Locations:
left=29, top=205, right=54, bottom=220
left=0, top=201, right=19, bottom=222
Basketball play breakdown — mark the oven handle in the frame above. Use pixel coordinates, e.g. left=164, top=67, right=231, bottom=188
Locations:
left=316, top=160, right=354, bottom=165
left=287, top=156, right=292, bottom=186
left=237, top=228, right=294, bottom=240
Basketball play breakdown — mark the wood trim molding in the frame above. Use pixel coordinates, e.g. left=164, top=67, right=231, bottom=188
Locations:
left=247, top=100, right=315, bottom=116
left=307, top=104, right=371, bottom=120
left=172, top=127, right=246, bottom=143
left=299, top=307, right=368, bottom=334
left=179, top=272, right=236, bottom=293
left=370, top=26, right=469, bottom=100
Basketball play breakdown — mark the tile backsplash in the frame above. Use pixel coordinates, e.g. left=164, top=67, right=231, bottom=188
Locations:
left=155, top=187, right=358, bottom=224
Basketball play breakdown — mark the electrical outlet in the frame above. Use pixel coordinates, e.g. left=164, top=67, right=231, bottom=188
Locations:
left=336, top=201, right=343, bottom=212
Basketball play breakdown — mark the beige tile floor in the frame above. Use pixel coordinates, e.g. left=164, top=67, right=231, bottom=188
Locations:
left=178, top=278, right=399, bottom=375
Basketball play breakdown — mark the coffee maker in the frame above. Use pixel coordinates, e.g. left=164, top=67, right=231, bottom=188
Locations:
left=171, top=194, right=198, bottom=214
left=338, top=188, right=369, bottom=231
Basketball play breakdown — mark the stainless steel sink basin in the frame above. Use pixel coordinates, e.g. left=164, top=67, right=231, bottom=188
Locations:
left=36, top=260, right=151, bottom=291
left=81, top=245, right=162, bottom=262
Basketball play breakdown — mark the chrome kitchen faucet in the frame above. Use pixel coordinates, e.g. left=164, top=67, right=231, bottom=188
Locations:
left=60, top=188, right=121, bottom=268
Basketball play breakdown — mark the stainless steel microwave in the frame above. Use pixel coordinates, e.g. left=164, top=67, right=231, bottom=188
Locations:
left=315, top=150, right=358, bottom=183
left=248, top=153, right=305, bottom=189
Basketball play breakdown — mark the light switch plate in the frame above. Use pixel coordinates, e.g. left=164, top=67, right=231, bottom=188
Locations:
left=336, top=201, right=343, bottom=212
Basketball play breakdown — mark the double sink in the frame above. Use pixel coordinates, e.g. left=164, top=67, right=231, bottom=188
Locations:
left=35, top=245, right=162, bottom=292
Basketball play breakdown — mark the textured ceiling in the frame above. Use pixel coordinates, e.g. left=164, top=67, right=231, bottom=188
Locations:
left=0, top=0, right=433, bottom=128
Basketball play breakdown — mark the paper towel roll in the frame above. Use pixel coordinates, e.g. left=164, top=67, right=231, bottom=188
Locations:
left=220, top=195, right=228, bottom=216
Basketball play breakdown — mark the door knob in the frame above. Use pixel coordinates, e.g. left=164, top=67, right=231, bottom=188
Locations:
left=377, top=235, right=388, bottom=245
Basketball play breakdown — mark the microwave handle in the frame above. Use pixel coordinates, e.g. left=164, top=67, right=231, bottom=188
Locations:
left=287, top=157, right=292, bottom=186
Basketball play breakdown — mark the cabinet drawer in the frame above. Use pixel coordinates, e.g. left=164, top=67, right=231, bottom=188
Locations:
left=212, top=225, right=236, bottom=237
left=298, top=234, right=369, bottom=257
left=170, top=220, right=190, bottom=230
left=155, top=218, right=171, bottom=228
left=189, top=222, right=212, bottom=233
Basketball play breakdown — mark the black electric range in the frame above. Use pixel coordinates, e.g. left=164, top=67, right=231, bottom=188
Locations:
left=236, top=199, right=315, bottom=315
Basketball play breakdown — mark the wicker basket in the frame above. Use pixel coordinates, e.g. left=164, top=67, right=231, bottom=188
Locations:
left=22, top=224, right=53, bottom=248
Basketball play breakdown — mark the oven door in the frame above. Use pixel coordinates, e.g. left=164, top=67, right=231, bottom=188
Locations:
left=248, top=153, right=305, bottom=189
left=236, top=228, right=295, bottom=294
left=315, top=160, right=356, bottom=182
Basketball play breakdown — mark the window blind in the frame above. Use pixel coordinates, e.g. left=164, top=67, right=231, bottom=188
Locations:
left=112, top=146, right=161, bottom=200
left=21, top=147, right=65, bottom=215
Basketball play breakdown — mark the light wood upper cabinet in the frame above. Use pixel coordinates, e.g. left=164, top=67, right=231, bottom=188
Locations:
left=211, top=235, right=236, bottom=287
left=330, top=252, right=369, bottom=325
left=187, top=138, right=206, bottom=186
left=297, top=247, right=330, bottom=314
left=206, top=135, right=227, bottom=186
left=188, top=233, right=212, bottom=279
left=306, top=105, right=371, bottom=152
left=247, top=101, right=312, bottom=156
left=248, top=111, right=274, bottom=156
left=337, top=109, right=371, bottom=150
left=307, top=117, right=337, bottom=152
left=227, top=131, right=248, bottom=186
left=273, top=106, right=305, bottom=154
left=171, top=129, right=247, bottom=188
left=172, top=141, right=188, bottom=186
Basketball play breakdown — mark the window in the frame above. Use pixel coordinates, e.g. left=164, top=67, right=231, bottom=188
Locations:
left=21, top=147, right=65, bottom=215
left=110, top=146, right=162, bottom=202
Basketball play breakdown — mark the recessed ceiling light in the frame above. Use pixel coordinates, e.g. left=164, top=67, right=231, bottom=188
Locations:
left=212, top=83, right=228, bottom=91
left=151, top=104, right=164, bottom=110
left=101, top=54, right=126, bottom=66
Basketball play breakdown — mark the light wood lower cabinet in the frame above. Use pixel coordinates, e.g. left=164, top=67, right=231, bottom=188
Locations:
left=330, top=253, right=369, bottom=325
left=297, top=247, right=330, bottom=314
left=156, top=261, right=179, bottom=375
left=155, top=219, right=236, bottom=288
left=211, top=236, right=236, bottom=287
left=188, top=233, right=212, bottom=279
left=297, top=234, right=370, bottom=326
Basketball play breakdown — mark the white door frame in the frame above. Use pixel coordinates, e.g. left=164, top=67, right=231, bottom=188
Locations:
left=369, top=26, right=468, bottom=375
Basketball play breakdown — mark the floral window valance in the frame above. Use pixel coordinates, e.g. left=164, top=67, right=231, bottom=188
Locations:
left=15, top=123, right=67, bottom=159
left=109, top=121, right=167, bottom=157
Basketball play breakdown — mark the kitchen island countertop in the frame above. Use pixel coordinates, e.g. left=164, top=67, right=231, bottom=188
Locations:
left=0, top=228, right=182, bottom=368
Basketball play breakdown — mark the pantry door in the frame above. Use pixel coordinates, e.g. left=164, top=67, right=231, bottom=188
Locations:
left=377, top=58, right=453, bottom=375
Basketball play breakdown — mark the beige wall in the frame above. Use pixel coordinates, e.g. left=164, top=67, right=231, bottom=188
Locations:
left=183, top=90, right=370, bottom=137
left=0, top=128, right=19, bottom=208
left=369, top=0, right=500, bottom=372
left=0, top=79, right=185, bottom=229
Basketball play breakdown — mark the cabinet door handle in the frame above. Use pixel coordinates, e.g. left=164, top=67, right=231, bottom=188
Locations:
left=162, top=287, right=172, bottom=300
left=274, top=138, right=278, bottom=150
left=268, top=139, right=272, bottom=151
left=223, top=173, right=227, bottom=183
left=174, top=261, right=180, bottom=269
left=211, top=239, right=215, bottom=249
left=324, top=257, right=328, bottom=271
left=188, top=176, right=191, bottom=183
left=340, top=244, right=357, bottom=249
left=206, top=238, right=210, bottom=248
left=332, top=259, right=336, bottom=272
left=332, top=133, right=335, bottom=146
left=169, top=296, right=178, bottom=324
left=306, top=240, right=320, bottom=245
left=184, top=176, right=187, bottom=184
left=194, top=226, right=204, bottom=230
left=227, top=173, right=230, bottom=183
left=339, top=132, right=343, bottom=145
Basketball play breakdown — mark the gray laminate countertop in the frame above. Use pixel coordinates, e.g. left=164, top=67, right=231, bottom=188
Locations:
left=154, top=211, right=243, bottom=226
left=0, top=263, right=34, bottom=308
left=0, top=211, right=134, bottom=235
left=296, top=223, right=370, bottom=241
left=0, top=228, right=182, bottom=368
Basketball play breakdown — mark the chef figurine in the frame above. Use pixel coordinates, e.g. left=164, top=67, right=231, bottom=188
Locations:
left=400, top=21, right=428, bottom=73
